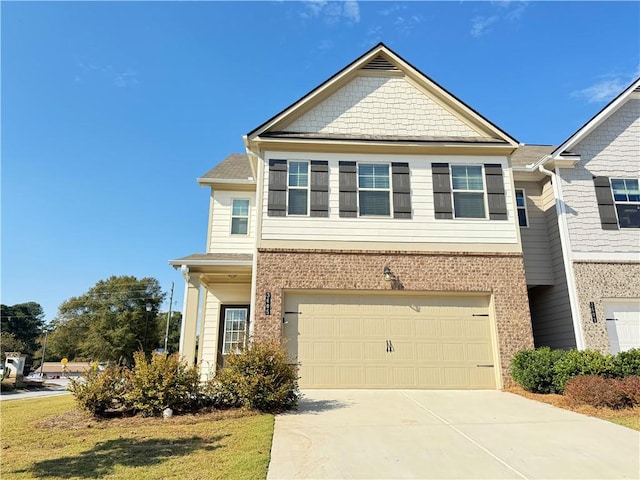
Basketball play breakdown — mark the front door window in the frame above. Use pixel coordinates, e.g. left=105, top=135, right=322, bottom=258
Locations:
left=222, top=307, right=248, bottom=354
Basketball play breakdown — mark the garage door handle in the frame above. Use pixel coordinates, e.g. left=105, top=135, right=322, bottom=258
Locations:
left=386, top=340, right=390, bottom=352
left=606, top=318, right=617, bottom=322
left=477, top=364, right=494, bottom=368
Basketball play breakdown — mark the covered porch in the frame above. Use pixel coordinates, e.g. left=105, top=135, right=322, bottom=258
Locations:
left=169, top=253, right=253, bottom=379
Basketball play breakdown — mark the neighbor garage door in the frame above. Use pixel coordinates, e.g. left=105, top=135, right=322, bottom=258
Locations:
left=605, top=300, right=640, bottom=354
left=283, top=293, right=497, bottom=389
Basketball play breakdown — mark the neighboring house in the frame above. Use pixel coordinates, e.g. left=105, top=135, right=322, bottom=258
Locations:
left=513, top=78, right=640, bottom=354
left=170, top=43, right=536, bottom=389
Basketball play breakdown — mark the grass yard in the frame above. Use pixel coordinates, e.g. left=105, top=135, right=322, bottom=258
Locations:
left=508, top=386, right=640, bottom=431
left=1, top=395, right=274, bottom=479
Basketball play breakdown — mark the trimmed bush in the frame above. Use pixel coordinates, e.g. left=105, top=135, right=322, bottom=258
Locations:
left=618, top=376, right=640, bottom=406
left=612, top=349, right=640, bottom=377
left=564, top=375, right=630, bottom=409
left=211, top=341, right=299, bottom=412
left=124, top=352, right=201, bottom=417
left=553, top=349, right=616, bottom=393
left=69, top=364, right=130, bottom=416
left=511, top=347, right=567, bottom=393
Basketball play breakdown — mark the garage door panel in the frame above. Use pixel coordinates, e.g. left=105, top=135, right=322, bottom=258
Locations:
left=285, top=293, right=497, bottom=389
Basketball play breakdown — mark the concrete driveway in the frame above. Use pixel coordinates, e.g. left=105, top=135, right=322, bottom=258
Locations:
left=268, top=390, right=639, bottom=479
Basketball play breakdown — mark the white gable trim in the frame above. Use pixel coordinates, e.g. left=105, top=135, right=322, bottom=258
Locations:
left=247, top=43, right=518, bottom=147
left=551, top=77, right=640, bottom=157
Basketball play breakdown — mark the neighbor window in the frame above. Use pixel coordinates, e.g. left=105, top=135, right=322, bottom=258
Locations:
left=451, top=165, right=486, bottom=218
left=222, top=308, right=248, bottom=354
left=288, top=161, right=309, bottom=215
left=358, top=163, right=390, bottom=216
left=515, top=189, right=528, bottom=227
left=231, top=199, right=250, bottom=235
left=611, top=179, right=640, bottom=228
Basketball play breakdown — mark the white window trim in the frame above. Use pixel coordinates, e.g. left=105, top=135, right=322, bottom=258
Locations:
left=222, top=307, right=249, bottom=355
left=357, top=162, right=392, bottom=218
left=230, top=198, right=251, bottom=235
left=450, top=164, right=488, bottom=220
left=515, top=188, right=529, bottom=228
left=610, top=178, right=640, bottom=228
left=287, top=160, right=310, bottom=216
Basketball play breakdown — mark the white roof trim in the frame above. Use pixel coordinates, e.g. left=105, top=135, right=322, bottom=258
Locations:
left=196, top=177, right=256, bottom=186
left=168, top=259, right=253, bottom=267
left=247, top=44, right=518, bottom=147
left=551, top=77, right=640, bottom=157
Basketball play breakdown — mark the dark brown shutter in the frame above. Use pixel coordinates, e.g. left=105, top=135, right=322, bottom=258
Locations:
left=593, top=176, right=619, bottom=230
left=392, top=162, right=411, bottom=219
left=267, top=159, right=287, bottom=217
left=339, top=161, right=357, bottom=218
left=310, top=161, right=329, bottom=217
left=484, top=164, right=507, bottom=220
left=432, top=163, right=453, bottom=219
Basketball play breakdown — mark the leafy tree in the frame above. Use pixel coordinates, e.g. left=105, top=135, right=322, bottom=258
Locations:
left=156, top=311, right=182, bottom=354
left=0, top=332, right=28, bottom=364
left=47, top=276, right=165, bottom=364
left=1, top=302, right=45, bottom=353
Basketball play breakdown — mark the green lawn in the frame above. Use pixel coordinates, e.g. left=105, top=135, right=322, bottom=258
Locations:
left=1, top=395, right=274, bottom=479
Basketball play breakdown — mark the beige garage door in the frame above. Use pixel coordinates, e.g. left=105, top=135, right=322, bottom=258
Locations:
left=284, top=293, right=497, bottom=389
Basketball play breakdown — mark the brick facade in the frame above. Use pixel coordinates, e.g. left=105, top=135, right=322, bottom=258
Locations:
left=572, top=261, right=640, bottom=351
left=254, top=249, right=533, bottom=387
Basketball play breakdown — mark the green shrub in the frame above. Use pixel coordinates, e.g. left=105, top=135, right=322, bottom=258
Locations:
left=212, top=341, right=299, bottom=412
left=553, top=350, right=616, bottom=393
left=511, top=347, right=567, bottom=393
left=69, top=364, right=130, bottom=417
left=612, top=349, right=640, bottom=377
left=564, top=375, right=628, bottom=409
left=124, top=352, right=201, bottom=417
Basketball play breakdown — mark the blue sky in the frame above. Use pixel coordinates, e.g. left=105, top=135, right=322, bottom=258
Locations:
left=2, top=1, right=639, bottom=323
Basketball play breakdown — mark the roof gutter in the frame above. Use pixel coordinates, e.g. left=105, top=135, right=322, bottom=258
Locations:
left=537, top=164, right=585, bottom=350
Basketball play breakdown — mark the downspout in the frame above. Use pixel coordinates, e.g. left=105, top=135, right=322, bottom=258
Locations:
left=538, top=164, right=585, bottom=349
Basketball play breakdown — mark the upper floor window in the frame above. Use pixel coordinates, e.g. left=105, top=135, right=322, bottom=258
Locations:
left=231, top=199, right=250, bottom=235
left=268, top=159, right=329, bottom=217
left=358, top=163, right=390, bottom=216
left=432, top=162, right=507, bottom=221
left=288, top=161, right=309, bottom=215
left=611, top=178, right=640, bottom=228
left=451, top=165, right=486, bottom=218
left=515, top=189, right=528, bottom=227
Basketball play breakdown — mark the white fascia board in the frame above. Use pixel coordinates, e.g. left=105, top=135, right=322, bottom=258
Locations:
left=252, top=137, right=514, bottom=150
left=168, top=260, right=254, bottom=268
left=197, top=178, right=256, bottom=187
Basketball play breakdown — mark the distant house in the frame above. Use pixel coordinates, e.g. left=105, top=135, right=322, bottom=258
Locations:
left=40, top=362, right=93, bottom=378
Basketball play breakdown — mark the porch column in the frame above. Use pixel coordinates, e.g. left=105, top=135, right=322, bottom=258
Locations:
left=179, top=272, right=201, bottom=366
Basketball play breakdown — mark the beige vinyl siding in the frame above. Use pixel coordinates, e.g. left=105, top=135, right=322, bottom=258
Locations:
left=515, top=181, right=554, bottom=286
left=560, top=98, right=640, bottom=255
left=528, top=179, right=576, bottom=349
left=198, top=284, right=251, bottom=380
left=261, top=152, right=520, bottom=246
left=208, top=191, right=256, bottom=254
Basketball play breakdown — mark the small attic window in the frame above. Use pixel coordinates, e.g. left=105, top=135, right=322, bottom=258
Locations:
left=362, top=55, right=398, bottom=71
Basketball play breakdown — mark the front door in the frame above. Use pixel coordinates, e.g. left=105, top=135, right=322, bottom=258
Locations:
left=217, top=305, right=250, bottom=368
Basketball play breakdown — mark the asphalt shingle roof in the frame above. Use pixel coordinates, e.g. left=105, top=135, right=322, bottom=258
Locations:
left=511, top=145, right=555, bottom=168
left=199, top=154, right=254, bottom=182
